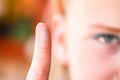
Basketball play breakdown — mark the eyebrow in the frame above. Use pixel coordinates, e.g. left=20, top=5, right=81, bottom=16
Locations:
left=91, top=24, right=120, bottom=33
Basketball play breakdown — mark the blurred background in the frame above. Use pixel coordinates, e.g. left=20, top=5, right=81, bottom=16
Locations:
left=0, top=0, right=51, bottom=80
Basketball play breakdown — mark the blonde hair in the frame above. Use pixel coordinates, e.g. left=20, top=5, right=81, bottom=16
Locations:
left=51, top=0, right=65, bottom=16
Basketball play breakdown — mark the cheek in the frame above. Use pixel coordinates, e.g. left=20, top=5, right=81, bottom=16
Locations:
left=67, top=37, right=115, bottom=80
left=80, top=43, right=114, bottom=74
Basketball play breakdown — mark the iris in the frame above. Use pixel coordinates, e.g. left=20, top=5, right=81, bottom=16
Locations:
left=94, top=33, right=120, bottom=44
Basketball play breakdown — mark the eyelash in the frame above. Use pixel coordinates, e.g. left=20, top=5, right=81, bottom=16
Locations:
left=93, top=33, right=120, bottom=45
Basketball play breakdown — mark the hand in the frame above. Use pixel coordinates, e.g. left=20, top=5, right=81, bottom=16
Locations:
left=26, top=23, right=51, bottom=80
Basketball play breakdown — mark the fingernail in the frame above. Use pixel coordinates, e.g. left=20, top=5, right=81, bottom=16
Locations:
left=36, top=23, right=49, bottom=48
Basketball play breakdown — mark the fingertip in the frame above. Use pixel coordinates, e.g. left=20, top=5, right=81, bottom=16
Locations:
left=27, top=22, right=51, bottom=80
left=35, top=22, right=50, bottom=48
left=36, top=23, right=46, bottom=33
left=36, top=22, right=45, bottom=27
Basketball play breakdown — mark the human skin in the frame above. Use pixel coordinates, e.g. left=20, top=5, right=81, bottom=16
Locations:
left=26, top=23, right=51, bottom=80
left=66, top=0, right=120, bottom=80
left=27, top=0, right=120, bottom=80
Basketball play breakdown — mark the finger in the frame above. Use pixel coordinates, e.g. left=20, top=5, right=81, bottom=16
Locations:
left=27, top=23, right=51, bottom=80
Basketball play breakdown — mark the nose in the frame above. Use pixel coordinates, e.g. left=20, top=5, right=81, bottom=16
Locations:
left=112, top=52, right=120, bottom=80
left=111, top=69, right=120, bottom=80
left=116, top=57, right=120, bottom=80
left=109, top=52, right=120, bottom=80
left=118, top=71, right=120, bottom=80
left=111, top=74, right=118, bottom=80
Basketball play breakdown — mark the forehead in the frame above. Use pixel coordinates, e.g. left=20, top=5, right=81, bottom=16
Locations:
left=67, top=0, right=120, bottom=28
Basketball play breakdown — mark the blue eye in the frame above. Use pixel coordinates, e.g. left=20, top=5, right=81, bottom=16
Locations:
left=94, top=33, right=120, bottom=45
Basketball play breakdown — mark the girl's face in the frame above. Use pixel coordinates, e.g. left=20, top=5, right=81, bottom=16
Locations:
left=65, top=0, right=120, bottom=80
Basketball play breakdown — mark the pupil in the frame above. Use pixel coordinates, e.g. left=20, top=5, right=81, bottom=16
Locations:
left=104, top=35, right=114, bottom=43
